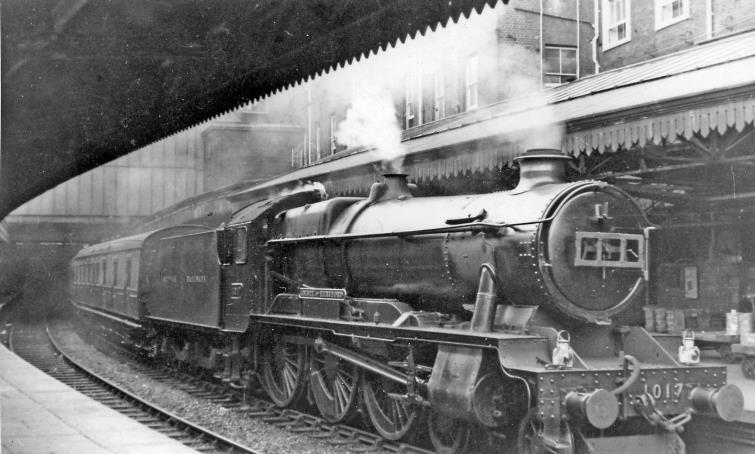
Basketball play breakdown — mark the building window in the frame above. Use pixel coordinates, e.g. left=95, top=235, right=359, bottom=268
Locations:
left=329, top=114, right=337, bottom=155
left=602, top=0, right=631, bottom=50
left=433, top=72, right=445, bottom=121
left=655, top=0, right=688, bottom=30
left=543, top=46, right=578, bottom=87
left=315, top=123, right=321, bottom=161
left=405, top=69, right=422, bottom=129
left=465, top=54, right=479, bottom=110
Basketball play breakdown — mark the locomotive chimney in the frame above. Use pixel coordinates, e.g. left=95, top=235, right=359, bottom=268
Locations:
left=367, top=161, right=415, bottom=203
left=513, top=148, right=571, bottom=192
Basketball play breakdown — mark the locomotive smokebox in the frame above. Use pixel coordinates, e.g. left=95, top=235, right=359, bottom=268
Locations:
left=513, top=148, right=571, bottom=192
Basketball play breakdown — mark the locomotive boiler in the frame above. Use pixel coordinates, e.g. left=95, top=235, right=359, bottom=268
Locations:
left=274, top=149, right=648, bottom=325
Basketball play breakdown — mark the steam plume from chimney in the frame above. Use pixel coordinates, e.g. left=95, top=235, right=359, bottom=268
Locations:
left=335, top=86, right=406, bottom=173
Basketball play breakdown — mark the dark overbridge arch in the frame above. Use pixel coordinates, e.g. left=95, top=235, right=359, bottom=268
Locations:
left=1, top=0, right=504, bottom=218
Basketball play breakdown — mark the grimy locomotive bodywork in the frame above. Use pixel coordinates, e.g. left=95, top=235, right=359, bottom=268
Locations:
left=70, top=150, right=743, bottom=454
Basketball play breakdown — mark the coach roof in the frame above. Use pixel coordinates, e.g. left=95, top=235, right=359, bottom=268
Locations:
left=73, top=225, right=209, bottom=260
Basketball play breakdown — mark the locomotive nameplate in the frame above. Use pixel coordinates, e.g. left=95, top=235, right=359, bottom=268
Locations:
left=299, top=288, right=346, bottom=319
left=299, top=288, right=347, bottom=300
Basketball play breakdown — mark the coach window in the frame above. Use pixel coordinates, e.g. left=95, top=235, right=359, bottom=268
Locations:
left=112, top=259, right=119, bottom=287
left=131, top=259, right=139, bottom=289
left=125, top=257, right=132, bottom=289
left=235, top=227, right=248, bottom=264
left=101, top=260, right=107, bottom=286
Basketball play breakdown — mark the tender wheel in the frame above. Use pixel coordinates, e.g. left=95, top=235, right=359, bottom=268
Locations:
left=361, top=373, right=420, bottom=441
left=742, top=357, right=755, bottom=379
left=309, top=348, right=360, bottom=423
left=517, top=409, right=574, bottom=454
left=261, top=337, right=307, bottom=407
left=427, top=410, right=472, bottom=454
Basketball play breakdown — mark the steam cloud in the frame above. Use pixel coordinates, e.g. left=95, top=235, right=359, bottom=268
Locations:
left=275, top=180, right=328, bottom=200
left=335, top=86, right=407, bottom=173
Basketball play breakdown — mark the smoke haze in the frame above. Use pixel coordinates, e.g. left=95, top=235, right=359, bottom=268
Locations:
left=335, top=86, right=406, bottom=172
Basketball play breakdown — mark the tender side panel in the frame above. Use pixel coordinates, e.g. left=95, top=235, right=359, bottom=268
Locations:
left=146, top=230, right=221, bottom=328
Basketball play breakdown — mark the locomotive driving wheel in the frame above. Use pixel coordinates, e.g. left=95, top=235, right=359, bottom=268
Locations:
left=361, top=372, right=421, bottom=441
left=427, top=410, right=472, bottom=454
left=517, top=409, right=574, bottom=454
left=260, top=336, right=307, bottom=407
left=309, top=348, right=360, bottom=423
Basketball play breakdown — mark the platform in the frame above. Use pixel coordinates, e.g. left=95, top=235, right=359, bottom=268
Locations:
left=0, top=343, right=198, bottom=454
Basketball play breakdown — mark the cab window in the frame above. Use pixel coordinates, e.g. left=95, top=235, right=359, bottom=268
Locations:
left=234, top=227, right=248, bottom=264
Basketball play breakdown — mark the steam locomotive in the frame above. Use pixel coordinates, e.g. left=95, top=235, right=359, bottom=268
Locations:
left=69, top=149, right=743, bottom=454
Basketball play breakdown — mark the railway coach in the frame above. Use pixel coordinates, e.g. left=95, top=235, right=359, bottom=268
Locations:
left=70, top=225, right=209, bottom=333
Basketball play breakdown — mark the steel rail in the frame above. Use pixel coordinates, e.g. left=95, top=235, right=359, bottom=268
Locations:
left=74, top=315, right=436, bottom=454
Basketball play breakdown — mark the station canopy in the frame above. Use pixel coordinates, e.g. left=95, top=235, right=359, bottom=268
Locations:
left=229, top=30, right=755, bottom=206
left=1, top=0, right=503, bottom=219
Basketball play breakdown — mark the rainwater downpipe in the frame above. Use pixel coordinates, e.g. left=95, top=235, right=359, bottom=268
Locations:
left=706, top=0, right=713, bottom=40
left=592, top=0, right=600, bottom=74
left=539, top=0, right=543, bottom=89
left=307, top=84, right=312, bottom=164
left=577, top=0, right=582, bottom=79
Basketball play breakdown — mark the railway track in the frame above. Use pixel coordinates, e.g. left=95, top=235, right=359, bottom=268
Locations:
left=8, top=321, right=262, bottom=454
left=74, top=317, right=437, bottom=454
left=63, top=314, right=755, bottom=454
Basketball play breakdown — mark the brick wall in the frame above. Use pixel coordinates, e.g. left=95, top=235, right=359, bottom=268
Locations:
left=599, top=0, right=755, bottom=70
left=498, top=0, right=596, bottom=88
